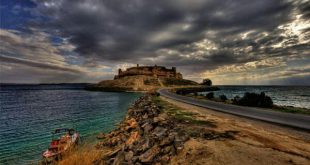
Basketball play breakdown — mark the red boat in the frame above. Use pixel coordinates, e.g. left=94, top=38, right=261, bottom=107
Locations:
left=42, top=128, right=79, bottom=162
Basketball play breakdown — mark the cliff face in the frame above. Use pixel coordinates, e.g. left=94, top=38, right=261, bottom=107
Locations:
left=90, top=75, right=198, bottom=92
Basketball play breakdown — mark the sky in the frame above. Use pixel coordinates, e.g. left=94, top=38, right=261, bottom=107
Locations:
left=0, top=0, right=309, bottom=85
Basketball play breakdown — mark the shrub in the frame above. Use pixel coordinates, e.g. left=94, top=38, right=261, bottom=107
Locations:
left=176, top=90, right=184, bottom=95
left=233, top=92, right=273, bottom=108
left=163, top=78, right=198, bottom=86
left=219, top=94, right=228, bottom=101
left=206, top=92, right=214, bottom=99
left=175, top=86, right=219, bottom=95
left=201, top=78, right=212, bottom=86
left=232, top=95, right=241, bottom=104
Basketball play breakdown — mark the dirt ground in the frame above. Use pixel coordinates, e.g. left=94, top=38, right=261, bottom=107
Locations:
left=161, top=97, right=310, bottom=165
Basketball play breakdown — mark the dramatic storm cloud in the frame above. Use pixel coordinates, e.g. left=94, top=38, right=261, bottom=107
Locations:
left=0, top=0, right=309, bottom=84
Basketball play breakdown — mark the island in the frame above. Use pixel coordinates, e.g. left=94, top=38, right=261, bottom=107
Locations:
left=87, top=64, right=198, bottom=92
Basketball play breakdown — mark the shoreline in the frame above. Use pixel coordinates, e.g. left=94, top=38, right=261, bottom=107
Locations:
left=58, top=94, right=191, bottom=164
left=58, top=93, right=310, bottom=165
left=171, top=88, right=310, bottom=115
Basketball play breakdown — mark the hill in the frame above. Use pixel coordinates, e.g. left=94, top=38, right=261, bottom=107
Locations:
left=87, top=75, right=198, bottom=92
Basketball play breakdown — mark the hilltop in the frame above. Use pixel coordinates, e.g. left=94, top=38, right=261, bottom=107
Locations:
left=87, top=65, right=198, bottom=92
left=89, top=75, right=198, bottom=92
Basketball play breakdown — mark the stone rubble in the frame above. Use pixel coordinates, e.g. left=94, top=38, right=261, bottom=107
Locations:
left=95, top=95, right=189, bottom=165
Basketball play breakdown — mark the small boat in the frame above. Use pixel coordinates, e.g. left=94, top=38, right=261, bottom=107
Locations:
left=42, top=128, right=79, bottom=162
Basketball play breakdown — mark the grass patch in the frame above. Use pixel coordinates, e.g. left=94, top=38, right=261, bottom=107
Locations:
left=180, top=93, right=310, bottom=115
left=152, top=96, right=215, bottom=127
left=161, top=78, right=198, bottom=86
left=152, top=96, right=195, bottom=116
left=272, top=105, right=310, bottom=115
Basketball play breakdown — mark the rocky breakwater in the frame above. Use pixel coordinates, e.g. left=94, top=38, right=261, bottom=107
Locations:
left=95, top=95, right=189, bottom=164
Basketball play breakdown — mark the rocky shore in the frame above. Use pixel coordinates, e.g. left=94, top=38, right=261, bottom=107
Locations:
left=58, top=93, right=310, bottom=165
left=94, top=94, right=190, bottom=164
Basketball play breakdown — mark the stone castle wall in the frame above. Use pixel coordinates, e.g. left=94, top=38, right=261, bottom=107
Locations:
left=114, top=64, right=183, bottom=79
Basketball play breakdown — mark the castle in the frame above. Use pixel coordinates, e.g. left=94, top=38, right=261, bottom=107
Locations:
left=114, top=64, right=183, bottom=79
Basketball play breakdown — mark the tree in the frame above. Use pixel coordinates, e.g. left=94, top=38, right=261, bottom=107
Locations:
left=202, top=78, right=212, bottom=86
left=233, top=92, right=273, bottom=108
left=219, top=94, right=228, bottom=101
left=206, top=92, right=214, bottom=99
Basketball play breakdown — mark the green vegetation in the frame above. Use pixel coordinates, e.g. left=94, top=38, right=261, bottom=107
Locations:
left=175, top=86, right=219, bottom=95
left=272, top=105, right=310, bottom=115
left=201, top=78, right=212, bottom=86
left=152, top=96, right=214, bottom=126
left=143, top=78, right=160, bottom=85
left=206, top=92, right=214, bottom=99
left=232, top=92, right=273, bottom=108
left=161, top=78, right=198, bottom=86
left=177, top=89, right=310, bottom=115
left=219, top=94, right=228, bottom=101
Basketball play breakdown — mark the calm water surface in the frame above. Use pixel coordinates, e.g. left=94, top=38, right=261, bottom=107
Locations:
left=0, top=84, right=141, bottom=164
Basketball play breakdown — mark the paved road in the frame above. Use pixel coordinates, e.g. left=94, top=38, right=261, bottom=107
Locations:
left=158, top=88, right=310, bottom=131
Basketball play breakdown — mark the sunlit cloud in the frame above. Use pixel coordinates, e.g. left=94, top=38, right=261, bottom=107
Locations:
left=0, top=0, right=309, bottom=84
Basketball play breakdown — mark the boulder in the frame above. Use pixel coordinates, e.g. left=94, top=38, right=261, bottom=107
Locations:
left=152, top=127, right=168, bottom=139
left=162, top=146, right=173, bottom=154
left=113, top=151, right=125, bottom=165
left=107, top=148, right=122, bottom=157
left=126, top=118, right=137, bottom=129
left=137, top=137, right=152, bottom=153
left=159, top=134, right=175, bottom=146
left=96, top=95, right=191, bottom=165
left=132, top=156, right=139, bottom=163
left=139, top=144, right=160, bottom=163
left=142, top=123, right=153, bottom=135
left=142, top=113, right=149, bottom=119
left=126, top=131, right=140, bottom=145
left=160, top=155, right=170, bottom=164
left=173, top=131, right=189, bottom=152
left=124, top=151, right=134, bottom=162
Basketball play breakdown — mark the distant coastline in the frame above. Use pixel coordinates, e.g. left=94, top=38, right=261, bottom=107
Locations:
left=173, top=86, right=310, bottom=114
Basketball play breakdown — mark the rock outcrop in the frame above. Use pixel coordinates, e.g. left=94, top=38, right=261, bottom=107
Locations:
left=87, top=75, right=198, bottom=92
left=95, top=95, right=190, bottom=164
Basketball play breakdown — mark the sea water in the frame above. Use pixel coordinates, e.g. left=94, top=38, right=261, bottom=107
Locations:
left=0, top=84, right=141, bottom=164
left=202, top=86, right=310, bottom=109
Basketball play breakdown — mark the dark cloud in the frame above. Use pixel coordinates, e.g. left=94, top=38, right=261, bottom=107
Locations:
left=34, top=0, right=298, bottom=63
left=296, top=0, right=310, bottom=19
left=1, top=0, right=309, bottom=84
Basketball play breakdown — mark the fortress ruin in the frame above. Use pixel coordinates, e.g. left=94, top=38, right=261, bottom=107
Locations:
left=114, top=64, right=183, bottom=79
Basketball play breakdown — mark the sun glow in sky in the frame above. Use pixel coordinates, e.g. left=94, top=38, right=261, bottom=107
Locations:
left=0, top=0, right=309, bottom=85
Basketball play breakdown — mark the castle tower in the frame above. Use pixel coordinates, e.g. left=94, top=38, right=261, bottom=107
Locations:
left=172, top=67, right=176, bottom=72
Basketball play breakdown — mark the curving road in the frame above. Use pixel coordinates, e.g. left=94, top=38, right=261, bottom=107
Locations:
left=158, top=88, right=310, bottom=131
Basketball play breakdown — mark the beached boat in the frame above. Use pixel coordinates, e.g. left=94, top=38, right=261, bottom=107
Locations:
left=42, top=128, right=79, bottom=162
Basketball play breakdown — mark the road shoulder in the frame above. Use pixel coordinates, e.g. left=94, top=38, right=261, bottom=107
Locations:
left=161, top=96, right=310, bottom=165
